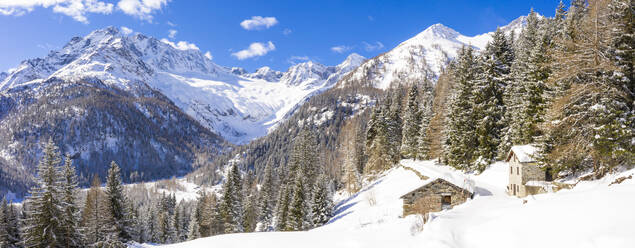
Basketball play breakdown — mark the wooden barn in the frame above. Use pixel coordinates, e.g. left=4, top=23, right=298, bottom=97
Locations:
left=400, top=178, right=473, bottom=217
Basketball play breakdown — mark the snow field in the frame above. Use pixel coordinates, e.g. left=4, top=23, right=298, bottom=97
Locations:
left=143, top=160, right=635, bottom=248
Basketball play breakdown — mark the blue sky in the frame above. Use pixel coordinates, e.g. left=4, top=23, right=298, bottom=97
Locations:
left=0, top=0, right=559, bottom=72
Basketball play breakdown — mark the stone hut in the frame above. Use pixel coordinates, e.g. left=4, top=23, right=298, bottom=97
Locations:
left=506, top=144, right=552, bottom=197
left=400, top=178, right=473, bottom=217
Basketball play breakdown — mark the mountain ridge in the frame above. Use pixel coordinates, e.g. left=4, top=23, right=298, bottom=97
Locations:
left=337, top=15, right=528, bottom=90
left=0, top=27, right=366, bottom=144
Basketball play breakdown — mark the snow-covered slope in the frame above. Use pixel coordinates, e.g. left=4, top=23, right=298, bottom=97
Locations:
left=149, top=160, right=635, bottom=248
left=0, top=27, right=365, bottom=144
left=339, top=16, right=527, bottom=89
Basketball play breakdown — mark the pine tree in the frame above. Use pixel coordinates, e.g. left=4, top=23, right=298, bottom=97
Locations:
left=242, top=172, right=259, bottom=233
left=257, top=161, right=275, bottom=231
left=5, top=200, right=20, bottom=247
left=146, top=206, right=158, bottom=243
left=22, top=139, right=64, bottom=248
left=444, top=46, right=479, bottom=169
left=472, top=28, right=513, bottom=169
left=219, top=163, right=243, bottom=233
left=365, top=103, right=393, bottom=174
left=288, top=130, right=319, bottom=188
left=607, top=0, right=634, bottom=89
left=273, top=184, right=290, bottom=231
left=387, top=89, right=404, bottom=162
left=287, top=171, right=308, bottom=231
left=0, top=197, right=9, bottom=247
left=499, top=9, right=550, bottom=159
left=105, top=161, right=132, bottom=242
left=416, top=86, right=434, bottom=160
left=194, top=191, right=209, bottom=237
left=59, top=155, right=83, bottom=247
left=310, top=175, right=333, bottom=227
left=128, top=202, right=142, bottom=243
left=173, top=205, right=182, bottom=242
left=187, top=210, right=201, bottom=241
left=401, top=85, right=422, bottom=159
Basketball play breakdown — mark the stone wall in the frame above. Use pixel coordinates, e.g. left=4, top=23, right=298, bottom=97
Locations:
left=402, top=179, right=471, bottom=216
left=521, top=162, right=545, bottom=184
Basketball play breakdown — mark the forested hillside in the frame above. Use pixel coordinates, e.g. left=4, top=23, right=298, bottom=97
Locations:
left=0, top=0, right=631, bottom=247
left=0, top=78, right=223, bottom=198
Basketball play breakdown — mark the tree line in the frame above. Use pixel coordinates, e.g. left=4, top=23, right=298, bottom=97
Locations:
left=340, top=0, right=632, bottom=193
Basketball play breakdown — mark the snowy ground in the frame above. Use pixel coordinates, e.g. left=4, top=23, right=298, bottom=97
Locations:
left=126, top=178, right=221, bottom=202
left=137, top=160, right=635, bottom=248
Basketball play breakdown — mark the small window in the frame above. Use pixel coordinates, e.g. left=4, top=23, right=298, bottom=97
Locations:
left=510, top=166, right=513, bottom=174
left=442, top=195, right=451, bottom=205
left=516, top=167, right=519, bottom=175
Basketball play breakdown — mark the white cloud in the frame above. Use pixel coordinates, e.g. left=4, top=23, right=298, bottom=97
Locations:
left=232, top=41, right=275, bottom=60
left=363, top=41, right=384, bottom=51
left=0, top=0, right=113, bottom=24
left=331, top=45, right=352, bottom=54
left=168, top=29, right=177, bottom=39
left=121, top=26, right=133, bottom=35
left=166, top=21, right=176, bottom=27
left=204, top=51, right=213, bottom=60
left=287, top=55, right=309, bottom=64
left=283, top=28, right=292, bottom=36
left=160, top=38, right=199, bottom=51
left=117, top=0, right=169, bottom=22
left=0, top=0, right=170, bottom=23
left=240, top=16, right=278, bottom=30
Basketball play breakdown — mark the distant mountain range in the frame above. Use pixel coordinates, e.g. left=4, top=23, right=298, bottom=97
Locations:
left=0, top=16, right=527, bottom=197
left=0, top=27, right=366, bottom=144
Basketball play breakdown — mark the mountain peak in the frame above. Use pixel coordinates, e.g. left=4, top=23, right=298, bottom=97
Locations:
left=86, top=26, right=121, bottom=39
left=344, top=53, right=365, bottom=62
left=421, top=23, right=460, bottom=39
left=338, top=53, right=366, bottom=69
left=248, top=66, right=283, bottom=81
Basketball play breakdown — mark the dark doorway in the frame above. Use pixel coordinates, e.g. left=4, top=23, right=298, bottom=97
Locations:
left=545, top=168, right=553, bottom=181
left=442, top=195, right=451, bottom=206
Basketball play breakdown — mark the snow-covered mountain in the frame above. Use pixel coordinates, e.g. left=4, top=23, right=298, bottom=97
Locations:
left=338, top=16, right=527, bottom=89
left=0, top=27, right=365, bottom=144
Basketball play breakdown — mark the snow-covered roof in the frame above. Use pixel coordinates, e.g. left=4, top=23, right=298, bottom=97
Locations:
left=400, top=178, right=474, bottom=199
left=507, top=144, right=538, bottom=163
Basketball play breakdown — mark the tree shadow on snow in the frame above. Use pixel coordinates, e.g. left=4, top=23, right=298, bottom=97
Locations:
left=327, top=178, right=385, bottom=225
left=474, top=186, right=492, bottom=196
left=327, top=210, right=353, bottom=225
